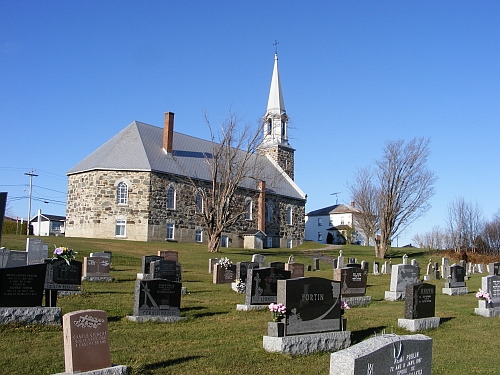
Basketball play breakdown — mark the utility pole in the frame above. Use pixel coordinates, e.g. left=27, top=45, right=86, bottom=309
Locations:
left=24, top=170, right=38, bottom=235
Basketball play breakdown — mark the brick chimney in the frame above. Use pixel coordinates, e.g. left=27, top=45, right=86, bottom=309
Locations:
left=258, top=181, right=266, bottom=233
left=163, top=112, right=174, bottom=153
left=351, top=201, right=355, bottom=208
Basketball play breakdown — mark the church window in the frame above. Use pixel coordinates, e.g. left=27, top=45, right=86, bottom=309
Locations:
left=318, top=218, right=322, bottom=226
left=266, top=202, right=273, bottom=223
left=267, top=120, right=272, bottom=135
left=167, top=187, right=176, bottom=209
left=221, top=235, right=229, bottom=248
left=195, top=192, right=203, bottom=214
left=281, top=121, right=286, bottom=137
left=195, top=229, right=202, bottom=243
left=166, top=223, right=175, bottom=240
left=245, top=197, right=253, bottom=220
left=287, top=238, right=293, bottom=248
left=117, top=182, right=128, bottom=205
left=286, top=205, right=293, bottom=225
left=115, top=219, right=126, bottom=237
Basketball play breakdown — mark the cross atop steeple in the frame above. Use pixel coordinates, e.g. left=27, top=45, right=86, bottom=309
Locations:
left=273, top=40, right=279, bottom=54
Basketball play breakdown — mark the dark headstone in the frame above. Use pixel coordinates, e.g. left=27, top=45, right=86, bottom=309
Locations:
left=445, top=265, right=465, bottom=288
left=307, top=265, right=312, bottom=272
left=150, top=260, right=181, bottom=283
left=0, top=192, right=6, bottom=245
left=268, top=261, right=285, bottom=270
left=332, top=259, right=338, bottom=269
left=213, top=264, right=236, bottom=284
left=313, top=258, right=320, bottom=271
left=83, top=256, right=111, bottom=278
left=346, top=263, right=361, bottom=269
left=141, top=255, right=162, bottom=274
left=245, top=267, right=291, bottom=305
left=44, top=259, right=82, bottom=291
left=404, top=283, right=436, bottom=319
left=348, top=257, right=356, bottom=264
left=6, top=250, right=27, bottom=268
left=0, top=263, right=47, bottom=307
left=489, top=262, right=500, bottom=276
left=333, top=267, right=368, bottom=297
left=330, top=334, right=433, bottom=375
left=278, top=277, right=342, bottom=335
left=158, top=250, right=178, bottom=262
left=483, top=275, right=500, bottom=308
left=236, top=262, right=258, bottom=283
left=133, top=279, right=181, bottom=317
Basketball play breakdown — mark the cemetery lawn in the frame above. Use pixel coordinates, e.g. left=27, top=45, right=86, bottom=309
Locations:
left=1, top=235, right=500, bottom=375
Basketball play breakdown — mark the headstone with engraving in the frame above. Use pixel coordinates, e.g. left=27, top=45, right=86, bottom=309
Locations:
left=150, top=259, right=182, bottom=283
left=63, top=310, right=126, bottom=374
left=329, top=334, right=433, bottom=375
left=5, top=250, right=28, bottom=268
left=263, top=277, right=350, bottom=355
left=236, top=262, right=259, bottom=283
left=411, top=259, right=419, bottom=276
left=128, top=279, right=183, bottom=321
left=475, top=275, right=500, bottom=317
left=158, top=250, right=178, bottom=262
left=442, top=264, right=468, bottom=295
left=213, top=264, right=236, bottom=284
left=139, top=255, right=162, bottom=279
left=384, top=263, right=419, bottom=301
left=334, top=267, right=371, bottom=307
left=82, top=256, right=112, bottom=282
left=26, top=238, right=48, bottom=265
left=44, top=259, right=82, bottom=307
left=398, top=283, right=440, bottom=332
left=0, top=263, right=47, bottom=307
left=489, top=262, right=500, bottom=276
left=252, top=254, right=266, bottom=268
left=236, top=267, right=290, bottom=311
left=285, top=262, right=304, bottom=279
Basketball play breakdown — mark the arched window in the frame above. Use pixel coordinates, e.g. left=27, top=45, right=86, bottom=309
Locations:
left=195, top=192, right=203, bottom=214
left=267, top=120, right=272, bottom=135
left=245, top=197, right=253, bottom=220
left=286, top=205, right=293, bottom=225
left=281, top=121, right=286, bottom=137
left=117, top=182, right=128, bottom=205
left=167, top=187, right=176, bottom=209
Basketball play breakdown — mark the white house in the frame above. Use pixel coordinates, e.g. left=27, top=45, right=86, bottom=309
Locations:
left=305, top=203, right=367, bottom=245
left=29, top=211, right=66, bottom=236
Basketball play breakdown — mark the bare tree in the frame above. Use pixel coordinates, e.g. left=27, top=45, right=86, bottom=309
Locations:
left=482, top=210, right=500, bottom=254
left=412, top=225, right=445, bottom=250
left=175, top=111, right=283, bottom=252
left=349, top=167, right=380, bottom=252
left=446, top=197, right=483, bottom=252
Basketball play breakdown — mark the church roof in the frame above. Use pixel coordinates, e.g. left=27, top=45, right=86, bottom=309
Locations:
left=306, top=204, right=362, bottom=216
left=67, top=121, right=306, bottom=200
left=266, top=53, right=285, bottom=116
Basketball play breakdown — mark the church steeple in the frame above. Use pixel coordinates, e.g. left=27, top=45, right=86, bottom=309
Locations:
left=258, top=52, right=295, bottom=180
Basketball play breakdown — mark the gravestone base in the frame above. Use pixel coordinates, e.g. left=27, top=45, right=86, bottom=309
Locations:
left=126, top=315, right=186, bottom=323
left=82, top=276, right=113, bottom=282
left=53, top=364, right=128, bottom=375
left=263, top=330, right=351, bottom=355
left=474, top=300, right=500, bottom=317
left=343, top=296, right=372, bottom=307
left=0, top=307, right=62, bottom=325
left=398, top=317, right=440, bottom=332
left=236, top=304, right=267, bottom=311
left=442, top=287, right=468, bottom=296
left=384, top=291, right=405, bottom=301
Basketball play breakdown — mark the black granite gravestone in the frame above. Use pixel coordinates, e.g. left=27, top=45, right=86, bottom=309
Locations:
left=0, top=263, right=47, bottom=307
left=268, top=261, right=285, bottom=270
left=333, top=267, right=368, bottom=297
left=245, top=267, right=291, bottom=305
left=445, top=265, right=465, bottom=288
left=141, top=255, right=162, bottom=274
left=404, top=283, right=436, bottom=319
left=150, top=259, right=182, bottom=283
left=278, top=277, right=342, bottom=335
left=236, top=262, right=258, bottom=283
left=133, top=279, right=181, bottom=317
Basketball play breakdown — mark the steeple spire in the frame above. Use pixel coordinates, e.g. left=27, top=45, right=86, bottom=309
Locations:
left=266, top=53, right=286, bottom=116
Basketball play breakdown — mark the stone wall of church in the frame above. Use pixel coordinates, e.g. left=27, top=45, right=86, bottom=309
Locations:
left=65, top=170, right=151, bottom=241
left=259, top=146, right=295, bottom=180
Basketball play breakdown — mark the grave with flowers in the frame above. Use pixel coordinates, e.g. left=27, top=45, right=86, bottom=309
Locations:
left=474, top=275, right=500, bottom=317
left=263, top=277, right=351, bottom=355
left=213, top=257, right=236, bottom=284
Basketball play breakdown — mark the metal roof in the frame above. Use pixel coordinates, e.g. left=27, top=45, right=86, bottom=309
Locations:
left=67, top=121, right=306, bottom=200
left=306, top=204, right=362, bottom=216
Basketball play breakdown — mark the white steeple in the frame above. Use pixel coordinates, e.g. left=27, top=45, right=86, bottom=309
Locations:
left=261, top=53, right=290, bottom=148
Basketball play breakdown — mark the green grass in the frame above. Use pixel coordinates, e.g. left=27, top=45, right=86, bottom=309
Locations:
left=0, top=235, right=499, bottom=374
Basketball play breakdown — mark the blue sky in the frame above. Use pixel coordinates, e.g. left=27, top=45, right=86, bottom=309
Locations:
left=1, top=1, right=499, bottom=246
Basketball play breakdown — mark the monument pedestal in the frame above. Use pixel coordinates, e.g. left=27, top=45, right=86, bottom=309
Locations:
left=442, top=287, right=468, bottom=295
left=384, top=291, right=404, bottom=301
left=0, top=307, right=62, bottom=325
left=236, top=304, right=267, bottom=311
left=263, top=330, right=351, bottom=355
left=474, top=300, right=500, bottom=317
left=398, top=317, right=440, bottom=332
left=343, top=295, right=372, bottom=307
left=53, top=365, right=128, bottom=375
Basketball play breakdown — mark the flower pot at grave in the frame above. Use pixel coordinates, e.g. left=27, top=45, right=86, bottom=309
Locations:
left=268, top=321, right=285, bottom=337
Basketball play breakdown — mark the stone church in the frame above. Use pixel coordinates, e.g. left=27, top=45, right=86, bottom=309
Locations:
left=65, top=53, right=307, bottom=248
